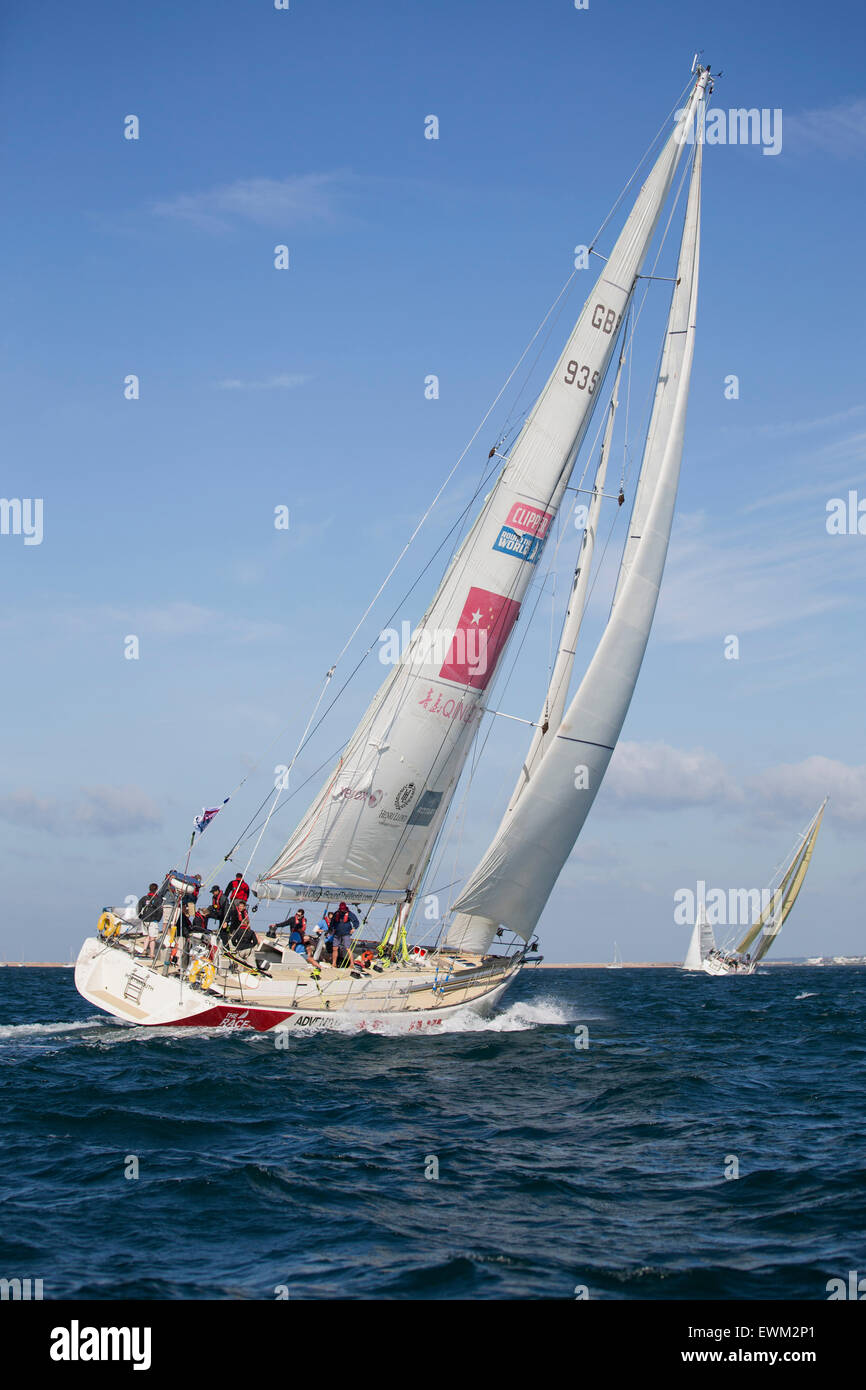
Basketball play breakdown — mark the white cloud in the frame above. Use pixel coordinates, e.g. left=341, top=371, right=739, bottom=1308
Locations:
left=782, top=97, right=866, bottom=157
left=599, top=742, right=866, bottom=830
left=750, top=756, right=866, bottom=826
left=153, top=173, right=349, bottom=230
left=756, top=405, right=866, bottom=439
left=655, top=511, right=852, bottom=643
left=606, top=740, right=741, bottom=809
left=216, top=373, right=311, bottom=392
left=68, top=601, right=285, bottom=646
left=0, top=786, right=163, bottom=837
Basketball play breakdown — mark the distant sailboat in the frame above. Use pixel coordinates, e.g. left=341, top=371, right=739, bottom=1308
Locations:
left=682, top=903, right=715, bottom=970
left=609, top=942, right=623, bottom=969
left=701, top=800, right=827, bottom=977
left=75, top=64, right=712, bottom=1032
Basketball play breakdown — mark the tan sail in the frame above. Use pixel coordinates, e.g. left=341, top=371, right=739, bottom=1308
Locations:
left=750, top=800, right=827, bottom=964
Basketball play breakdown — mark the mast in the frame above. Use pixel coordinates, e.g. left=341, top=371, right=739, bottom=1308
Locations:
left=446, top=74, right=708, bottom=954
left=256, top=73, right=709, bottom=910
left=507, top=345, right=627, bottom=814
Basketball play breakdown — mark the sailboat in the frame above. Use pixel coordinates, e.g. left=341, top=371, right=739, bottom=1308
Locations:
left=609, top=942, right=623, bottom=969
left=700, top=800, right=827, bottom=976
left=75, top=63, right=712, bottom=1032
left=682, top=903, right=715, bottom=970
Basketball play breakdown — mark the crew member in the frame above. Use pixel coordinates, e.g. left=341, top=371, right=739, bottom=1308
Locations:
left=330, top=902, right=359, bottom=968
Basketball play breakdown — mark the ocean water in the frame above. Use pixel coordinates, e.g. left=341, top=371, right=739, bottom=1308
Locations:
left=1, top=964, right=864, bottom=1301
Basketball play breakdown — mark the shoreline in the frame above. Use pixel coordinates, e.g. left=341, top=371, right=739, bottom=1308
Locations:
left=0, top=959, right=826, bottom=969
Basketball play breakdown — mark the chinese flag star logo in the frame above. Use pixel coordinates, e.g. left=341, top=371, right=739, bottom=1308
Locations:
left=438, top=586, right=521, bottom=690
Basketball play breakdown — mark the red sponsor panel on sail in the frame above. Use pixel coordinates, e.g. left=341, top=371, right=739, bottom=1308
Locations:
left=438, top=586, right=521, bottom=690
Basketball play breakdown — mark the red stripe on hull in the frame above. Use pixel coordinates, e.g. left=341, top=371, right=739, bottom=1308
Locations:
left=158, top=1005, right=296, bottom=1031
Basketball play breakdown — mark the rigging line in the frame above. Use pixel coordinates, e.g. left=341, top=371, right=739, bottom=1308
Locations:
left=185, top=87, right=702, bottom=881
left=373, top=175, right=682, bottom=921
left=226, top=453, right=505, bottom=863
left=203, top=274, right=586, bottom=868
left=627, top=99, right=705, bottom=449
left=415, top=101, right=701, bottom=933
left=228, top=107, right=693, bottom=883
left=763, top=808, right=823, bottom=897
left=426, top=99, right=690, bottom=590
left=225, top=738, right=347, bottom=859
left=345, top=331, right=624, bottom=913
left=547, top=520, right=559, bottom=705
left=588, top=74, right=694, bottom=253
left=415, top=512, right=568, bottom=927
left=396, top=98, right=707, bottom=930
left=327, top=266, right=595, bottom=675
left=227, top=94, right=678, bottom=872
left=438, top=276, right=583, bottom=578
left=571, top=476, right=629, bottom=622
left=205, top=668, right=338, bottom=877
left=439, top=535, right=566, bottom=921
left=497, top=275, right=580, bottom=439
left=622, top=299, right=634, bottom=486
left=595, top=144, right=693, bottom=534
left=610, top=146, right=696, bottom=591
left=434, top=494, right=627, bottom=920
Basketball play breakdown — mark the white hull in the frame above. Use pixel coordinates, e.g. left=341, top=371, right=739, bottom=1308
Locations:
left=74, top=936, right=521, bottom=1034
left=699, top=955, right=753, bottom=977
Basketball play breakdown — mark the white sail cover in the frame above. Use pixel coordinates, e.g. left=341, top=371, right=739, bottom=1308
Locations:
left=447, top=79, right=706, bottom=950
left=257, top=78, right=706, bottom=906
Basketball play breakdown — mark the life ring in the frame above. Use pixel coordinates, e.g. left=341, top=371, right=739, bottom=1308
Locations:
left=97, top=911, right=121, bottom=938
left=188, top=959, right=216, bottom=990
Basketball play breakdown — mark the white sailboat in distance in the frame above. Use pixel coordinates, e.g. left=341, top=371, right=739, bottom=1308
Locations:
left=75, top=63, right=713, bottom=1032
left=700, top=800, right=827, bottom=977
left=682, top=903, right=715, bottom=970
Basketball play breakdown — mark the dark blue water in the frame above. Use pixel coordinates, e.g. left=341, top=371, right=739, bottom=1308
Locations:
left=1, top=965, right=864, bottom=1300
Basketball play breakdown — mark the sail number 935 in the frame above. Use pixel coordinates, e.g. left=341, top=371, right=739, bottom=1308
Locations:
left=563, top=301, right=621, bottom=392
left=563, top=361, right=599, bottom=393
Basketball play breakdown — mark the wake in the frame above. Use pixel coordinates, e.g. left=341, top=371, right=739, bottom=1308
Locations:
left=0, top=1019, right=101, bottom=1041
left=283, top=994, right=581, bottom=1037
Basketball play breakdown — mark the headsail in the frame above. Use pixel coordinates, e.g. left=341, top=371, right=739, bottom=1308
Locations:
left=257, top=75, right=708, bottom=907
left=447, top=74, right=708, bottom=953
left=683, top=902, right=715, bottom=969
left=743, top=800, right=827, bottom=964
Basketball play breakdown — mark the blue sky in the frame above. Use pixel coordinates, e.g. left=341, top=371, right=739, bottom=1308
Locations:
left=2, top=0, right=865, bottom=963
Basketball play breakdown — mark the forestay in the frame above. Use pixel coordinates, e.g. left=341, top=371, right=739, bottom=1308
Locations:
left=447, top=75, right=707, bottom=952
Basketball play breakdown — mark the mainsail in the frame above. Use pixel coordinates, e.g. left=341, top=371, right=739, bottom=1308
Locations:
left=447, top=75, right=707, bottom=953
left=257, top=74, right=708, bottom=906
left=742, top=800, right=827, bottom=964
